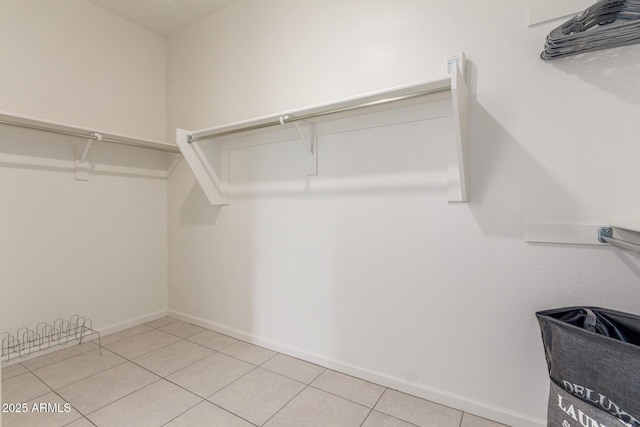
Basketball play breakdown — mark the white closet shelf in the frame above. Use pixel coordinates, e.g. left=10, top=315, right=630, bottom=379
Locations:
left=0, top=111, right=179, bottom=153
left=609, top=221, right=640, bottom=233
left=177, top=53, right=469, bottom=206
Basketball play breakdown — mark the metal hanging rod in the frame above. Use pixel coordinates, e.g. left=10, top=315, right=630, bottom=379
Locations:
left=0, top=117, right=180, bottom=153
left=190, top=85, right=451, bottom=142
left=598, top=227, right=640, bottom=252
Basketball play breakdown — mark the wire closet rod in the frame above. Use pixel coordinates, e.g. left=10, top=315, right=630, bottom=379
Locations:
left=190, top=86, right=451, bottom=142
left=0, top=118, right=180, bottom=153
left=598, top=227, right=640, bottom=252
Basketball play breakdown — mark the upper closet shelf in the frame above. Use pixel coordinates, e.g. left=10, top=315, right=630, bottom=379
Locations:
left=176, top=53, right=469, bottom=205
left=0, top=111, right=179, bottom=154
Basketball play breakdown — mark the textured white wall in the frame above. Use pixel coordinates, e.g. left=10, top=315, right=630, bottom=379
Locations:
left=0, top=1, right=169, bottom=335
left=0, top=130, right=169, bottom=335
left=0, top=0, right=167, bottom=142
left=166, top=0, right=640, bottom=425
left=0, top=128, right=167, bottom=333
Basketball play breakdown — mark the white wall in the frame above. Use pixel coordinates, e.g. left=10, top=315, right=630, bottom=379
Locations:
left=167, top=1, right=640, bottom=426
left=0, top=130, right=169, bottom=336
left=0, top=1, right=169, bottom=335
left=0, top=0, right=167, bottom=143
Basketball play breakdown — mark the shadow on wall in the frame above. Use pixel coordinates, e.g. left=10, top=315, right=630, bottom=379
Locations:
left=549, top=43, right=640, bottom=106
left=613, top=248, right=640, bottom=280
left=0, top=127, right=75, bottom=172
left=181, top=181, right=222, bottom=225
left=467, top=100, right=582, bottom=238
left=0, top=125, right=169, bottom=179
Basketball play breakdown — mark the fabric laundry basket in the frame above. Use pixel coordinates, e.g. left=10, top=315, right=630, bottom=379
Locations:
left=536, top=307, right=640, bottom=427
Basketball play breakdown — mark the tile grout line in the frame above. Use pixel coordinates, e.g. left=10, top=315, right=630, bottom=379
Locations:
left=94, top=325, right=156, bottom=347
left=8, top=319, right=506, bottom=427
left=129, top=341, right=216, bottom=377
left=82, top=378, right=164, bottom=419
left=358, top=387, right=388, bottom=427
left=5, top=361, right=94, bottom=426
left=17, top=342, right=99, bottom=372
left=306, top=384, right=378, bottom=412
left=259, top=363, right=326, bottom=386
left=31, top=328, right=200, bottom=421
left=203, top=364, right=262, bottom=401
left=258, top=380, right=310, bottom=426
left=24, top=343, right=438, bottom=427
left=124, top=319, right=502, bottom=426
left=26, top=351, right=129, bottom=392
left=4, top=368, right=57, bottom=409
left=103, top=332, right=185, bottom=360
left=157, top=397, right=206, bottom=427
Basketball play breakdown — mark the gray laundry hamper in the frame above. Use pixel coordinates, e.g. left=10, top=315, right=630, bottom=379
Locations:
left=536, top=307, right=640, bottom=427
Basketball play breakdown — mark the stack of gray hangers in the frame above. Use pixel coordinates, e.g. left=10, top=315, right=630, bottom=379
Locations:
left=541, top=0, right=640, bottom=60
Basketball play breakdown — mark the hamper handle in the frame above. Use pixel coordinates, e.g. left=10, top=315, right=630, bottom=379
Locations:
left=584, top=308, right=597, bottom=333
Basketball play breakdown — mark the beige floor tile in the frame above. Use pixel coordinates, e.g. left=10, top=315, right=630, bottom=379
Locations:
left=56, top=362, right=159, bottom=414
left=97, top=324, right=154, bottom=346
left=264, top=386, right=370, bottom=427
left=187, top=330, right=237, bottom=351
left=2, top=372, right=50, bottom=403
left=64, top=418, right=96, bottom=427
left=159, top=321, right=206, bottom=338
left=462, top=413, right=509, bottom=427
left=86, top=379, right=200, bottom=427
left=145, top=316, right=178, bottom=328
left=220, top=341, right=276, bottom=365
left=311, top=370, right=384, bottom=408
left=167, top=353, right=253, bottom=398
left=22, top=342, right=98, bottom=371
left=104, top=329, right=181, bottom=359
left=32, top=348, right=125, bottom=390
left=164, top=401, right=254, bottom=427
left=261, top=354, right=325, bottom=384
left=132, top=339, right=213, bottom=377
left=374, top=389, right=462, bottom=427
left=209, top=367, right=305, bottom=426
left=2, top=363, right=28, bottom=380
left=362, top=410, right=417, bottom=427
left=2, top=391, right=81, bottom=427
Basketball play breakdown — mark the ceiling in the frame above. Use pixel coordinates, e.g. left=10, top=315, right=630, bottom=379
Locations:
left=86, top=0, right=238, bottom=37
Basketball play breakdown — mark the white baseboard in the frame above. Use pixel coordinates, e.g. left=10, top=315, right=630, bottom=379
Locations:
left=97, top=310, right=168, bottom=337
left=168, top=309, right=545, bottom=427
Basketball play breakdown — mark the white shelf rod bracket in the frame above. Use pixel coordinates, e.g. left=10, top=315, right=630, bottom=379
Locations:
left=292, top=122, right=313, bottom=158
left=281, top=115, right=318, bottom=175
left=75, top=132, right=101, bottom=181
left=80, top=132, right=101, bottom=163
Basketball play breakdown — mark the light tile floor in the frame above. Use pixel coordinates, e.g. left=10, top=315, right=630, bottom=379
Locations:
left=1, top=317, right=509, bottom=427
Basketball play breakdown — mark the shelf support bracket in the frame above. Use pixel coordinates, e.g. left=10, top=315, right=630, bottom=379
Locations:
left=292, top=122, right=312, bottom=157
left=175, top=128, right=227, bottom=205
left=166, top=153, right=182, bottom=178
left=75, top=132, right=101, bottom=181
left=281, top=115, right=318, bottom=175
left=446, top=53, right=469, bottom=202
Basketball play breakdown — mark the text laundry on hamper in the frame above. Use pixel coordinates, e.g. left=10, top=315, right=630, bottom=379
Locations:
left=537, top=307, right=640, bottom=427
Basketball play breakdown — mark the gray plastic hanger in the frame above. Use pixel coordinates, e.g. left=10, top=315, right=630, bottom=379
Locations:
left=541, top=0, right=640, bottom=59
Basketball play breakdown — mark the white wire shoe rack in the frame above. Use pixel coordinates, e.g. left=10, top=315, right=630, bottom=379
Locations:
left=1, top=314, right=102, bottom=363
